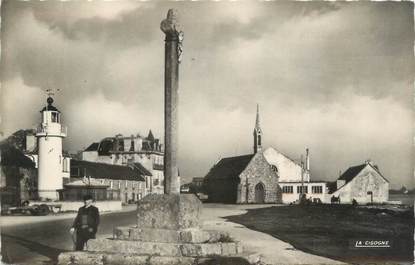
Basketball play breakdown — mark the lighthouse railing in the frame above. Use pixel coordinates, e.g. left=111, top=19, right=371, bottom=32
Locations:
left=36, top=124, right=67, bottom=136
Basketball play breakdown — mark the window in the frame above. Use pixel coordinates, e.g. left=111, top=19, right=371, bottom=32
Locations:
left=312, top=186, right=323, bottom=194
left=271, top=165, right=278, bottom=173
left=297, top=186, right=308, bottom=194
left=70, top=167, right=80, bottom=177
left=130, top=140, right=135, bottom=151
left=63, top=158, right=69, bottom=172
left=282, top=186, right=293, bottom=193
left=51, top=112, right=59, bottom=123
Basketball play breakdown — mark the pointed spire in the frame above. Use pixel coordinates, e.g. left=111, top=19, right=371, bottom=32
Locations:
left=255, top=104, right=260, bottom=129
left=253, top=104, right=262, bottom=154
left=147, top=130, right=155, bottom=141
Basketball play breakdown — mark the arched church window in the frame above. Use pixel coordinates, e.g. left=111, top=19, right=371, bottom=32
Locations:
left=271, top=165, right=278, bottom=173
left=258, top=135, right=261, bottom=146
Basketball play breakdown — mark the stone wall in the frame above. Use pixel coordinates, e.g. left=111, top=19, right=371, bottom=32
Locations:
left=332, top=165, right=389, bottom=204
left=238, top=152, right=280, bottom=203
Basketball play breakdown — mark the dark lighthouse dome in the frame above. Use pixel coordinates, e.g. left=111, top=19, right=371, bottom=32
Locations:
left=41, top=96, right=60, bottom=112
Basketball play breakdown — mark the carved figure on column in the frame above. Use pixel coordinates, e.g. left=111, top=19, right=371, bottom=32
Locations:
left=161, top=9, right=184, bottom=63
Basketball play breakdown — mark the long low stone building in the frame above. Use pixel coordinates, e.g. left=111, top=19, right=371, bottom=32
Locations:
left=69, top=159, right=151, bottom=203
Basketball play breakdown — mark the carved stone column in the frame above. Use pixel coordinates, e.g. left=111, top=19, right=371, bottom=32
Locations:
left=161, top=9, right=183, bottom=194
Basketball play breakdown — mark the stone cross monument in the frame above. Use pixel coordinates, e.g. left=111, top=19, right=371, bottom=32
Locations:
left=57, top=9, right=255, bottom=265
left=161, top=9, right=183, bottom=194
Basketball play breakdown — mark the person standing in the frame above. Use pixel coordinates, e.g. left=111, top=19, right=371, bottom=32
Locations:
left=69, top=194, right=100, bottom=251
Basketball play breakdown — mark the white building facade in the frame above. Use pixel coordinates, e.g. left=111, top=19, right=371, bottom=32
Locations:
left=81, top=131, right=164, bottom=194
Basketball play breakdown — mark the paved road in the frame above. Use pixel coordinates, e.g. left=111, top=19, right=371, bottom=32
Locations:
left=1, top=204, right=344, bottom=265
left=1, top=209, right=138, bottom=265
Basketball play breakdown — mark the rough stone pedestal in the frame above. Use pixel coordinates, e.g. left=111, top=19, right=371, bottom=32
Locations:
left=136, top=194, right=202, bottom=230
left=58, top=194, right=259, bottom=265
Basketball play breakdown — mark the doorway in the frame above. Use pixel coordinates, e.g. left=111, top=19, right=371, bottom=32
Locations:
left=255, top=183, right=265, bottom=203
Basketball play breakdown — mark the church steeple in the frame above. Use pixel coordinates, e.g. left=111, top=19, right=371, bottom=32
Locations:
left=253, top=104, right=262, bottom=154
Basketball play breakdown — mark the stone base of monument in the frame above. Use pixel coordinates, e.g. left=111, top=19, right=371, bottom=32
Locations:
left=58, top=194, right=260, bottom=265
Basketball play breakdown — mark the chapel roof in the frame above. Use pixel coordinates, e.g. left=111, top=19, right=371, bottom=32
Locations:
left=204, top=154, right=254, bottom=181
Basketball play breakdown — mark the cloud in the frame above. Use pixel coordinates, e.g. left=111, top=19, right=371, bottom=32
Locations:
left=0, top=77, right=44, bottom=136
left=1, top=1, right=413, bottom=188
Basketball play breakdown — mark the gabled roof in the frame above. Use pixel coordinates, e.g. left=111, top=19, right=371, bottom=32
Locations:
left=70, top=159, right=145, bottom=181
left=338, top=164, right=367, bottom=184
left=331, top=162, right=390, bottom=194
left=133, top=162, right=152, bottom=176
left=85, top=142, right=99, bottom=152
left=263, top=147, right=302, bottom=168
left=204, top=154, right=254, bottom=181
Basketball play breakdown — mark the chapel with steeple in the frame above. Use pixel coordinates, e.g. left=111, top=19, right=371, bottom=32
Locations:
left=203, top=104, right=328, bottom=204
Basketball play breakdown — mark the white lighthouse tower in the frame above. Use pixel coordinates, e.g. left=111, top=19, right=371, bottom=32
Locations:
left=36, top=96, right=67, bottom=201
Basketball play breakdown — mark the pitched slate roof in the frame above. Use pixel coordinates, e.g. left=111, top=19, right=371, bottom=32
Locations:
left=338, top=164, right=367, bottom=184
left=330, top=162, right=390, bottom=194
left=85, top=142, right=99, bottom=152
left=133, top=162, right=152, bottom=176
left=97, top=138, right=115, bottom=156
left=70, top=159, right=145, bottom=181
left=204, top=154, right=254, bottom=180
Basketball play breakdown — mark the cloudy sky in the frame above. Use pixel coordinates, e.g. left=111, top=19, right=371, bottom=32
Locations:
left=1, top=1, right=413, bottom=188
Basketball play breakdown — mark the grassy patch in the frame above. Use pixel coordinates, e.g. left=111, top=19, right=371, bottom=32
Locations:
left=226, top=204, right=413, bottom=264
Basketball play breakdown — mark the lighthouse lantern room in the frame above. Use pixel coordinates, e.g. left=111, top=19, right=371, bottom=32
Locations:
left=36, top=96, right=67, bottom=201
